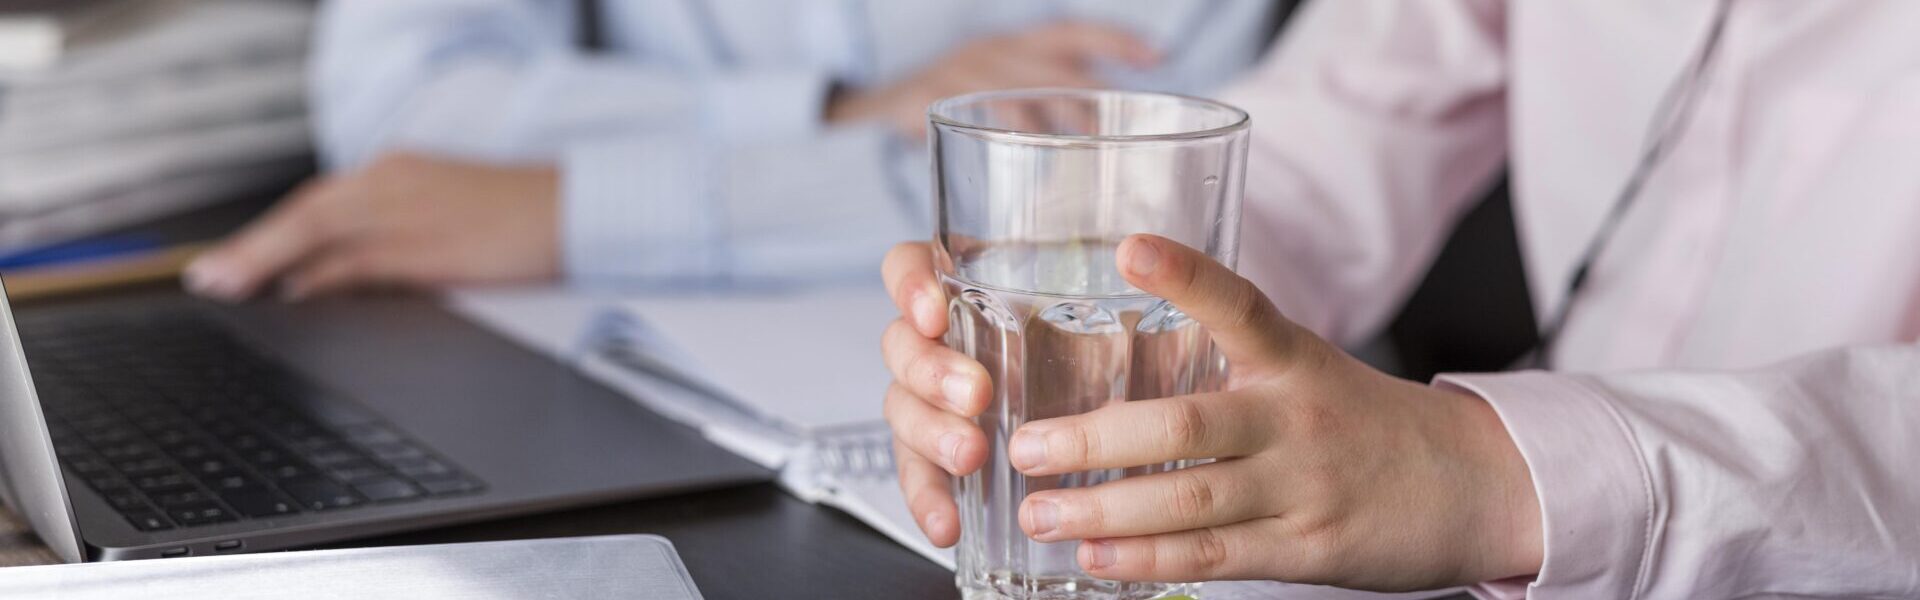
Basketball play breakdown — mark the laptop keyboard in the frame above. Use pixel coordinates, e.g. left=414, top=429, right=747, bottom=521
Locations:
left=18, top=312, right=485, bottom=533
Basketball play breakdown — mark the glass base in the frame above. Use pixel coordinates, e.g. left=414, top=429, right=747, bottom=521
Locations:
left=959, top=573, right=1198, bottom=600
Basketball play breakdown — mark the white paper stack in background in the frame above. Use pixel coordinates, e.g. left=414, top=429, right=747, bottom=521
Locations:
left=0, top=0, right=313, bottom=253
left=0, top=0, right=133, bottom=73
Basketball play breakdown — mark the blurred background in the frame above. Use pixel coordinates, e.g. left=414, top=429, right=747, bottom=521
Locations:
left=0, top=0, right=313, bottom=251
left=0, top=0, right=1535, bottom=382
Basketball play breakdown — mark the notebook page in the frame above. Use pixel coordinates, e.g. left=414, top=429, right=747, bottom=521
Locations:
left=605, top=285, right=898, bottom=433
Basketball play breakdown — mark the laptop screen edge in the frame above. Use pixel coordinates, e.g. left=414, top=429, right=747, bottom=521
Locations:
left=0, top=276, right=87, bottom=563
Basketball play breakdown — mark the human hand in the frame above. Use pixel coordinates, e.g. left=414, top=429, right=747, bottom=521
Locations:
left=827, top=22, right=1157, bottom=139
left=184, top=152, right=560, bottom=301
left=879, top=237, right=1544, bottom=590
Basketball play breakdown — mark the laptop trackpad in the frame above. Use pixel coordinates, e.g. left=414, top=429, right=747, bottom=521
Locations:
left=215, top=294, right=768, bottom=500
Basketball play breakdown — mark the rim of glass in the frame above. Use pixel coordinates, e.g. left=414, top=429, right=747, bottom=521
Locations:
left=927, top=88, right=1250, bottom=143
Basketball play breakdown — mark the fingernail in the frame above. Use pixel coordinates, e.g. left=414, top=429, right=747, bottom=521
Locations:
left=182, top=259, right=215, bottom=291
left=1085, top=540, right=1117, bottom=570
left=1126, top=239, right=1161, bottom=277
left=1008, top=430, right=1046, bottom=471
left=923, top=509, right=946, bottom=536
left=941, top=374, right=975, bottom=411
left=1027, top=499, right=1059, bottom=536
left=915, top=288, right=942, bottom=332
left=183, top=258, right=238, bottom=300
left=937, top=431, right=965, bottom=470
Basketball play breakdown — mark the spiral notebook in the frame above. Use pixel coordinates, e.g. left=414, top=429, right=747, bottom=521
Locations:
left=448, top=286, right=952, bottom=569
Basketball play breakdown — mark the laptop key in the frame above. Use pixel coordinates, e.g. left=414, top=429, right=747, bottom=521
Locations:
left=305, top=445, right=362, bottom=466
left=167, top=502, right=237, bottom=526
left=366, top=442, right=426, bottom=461
left=392, top=458, right=454, bottom=480
left=153, top=490, right=216, bottom=508
left=418, top=478, right=481, bottom=496
left=149, top=428, right=197, bottom=446
left=184, top=458, right=235, bottom=477
left=280, top=478, right=363, bottom=511
left=124, top=510, right=174, bottom=532
left=52, top=441, right=93, bottom=458
left=326, top=461, right=388, bottom=483
left=341, top=424, right=402, bottom=445
left=223, top=433, right=269, bottom=451
left=132, top=473, right=197, bottom=494
left=65, top=455, right=112, bottom=475
left=116, top=457, right=175, bottom=478
left=205, top=474, right=262, bottom=492
left=103, top=489, right=149, bottom=511
left=80, top=426, right=138, bottom=446
left=238, top=447, right=287, bottom=466
left=351, top=477, right=421, bottom=502
left=168, top=443, right=216, bottom=461
left=220, top=489, right=299, bottom=518
left=98, top=442, right=156, bottom=461
left=301, top=396, right=377, bottom=427
left=261, top=463, right=312, bottom=480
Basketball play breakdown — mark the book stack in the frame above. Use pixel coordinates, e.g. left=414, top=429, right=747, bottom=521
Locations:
left=0, top=0, right=314, bottom=254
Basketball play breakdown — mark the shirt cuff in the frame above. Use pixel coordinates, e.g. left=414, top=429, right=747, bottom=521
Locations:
left=702, top=70, right=831, bottom=143
left=1434, top=371, right=1656, bottom=600
left=561, top=137, right=725, bottom=284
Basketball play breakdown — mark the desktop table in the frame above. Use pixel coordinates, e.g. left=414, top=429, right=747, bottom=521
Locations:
left=0, top=483, right=959, bottom=597
left=0, top=194, right=1474, bottom=600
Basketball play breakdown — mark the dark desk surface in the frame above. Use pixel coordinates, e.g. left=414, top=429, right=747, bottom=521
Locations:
left=4, top=192, right=1474, bottom=600
left=341, top=483, right=959, bottom=599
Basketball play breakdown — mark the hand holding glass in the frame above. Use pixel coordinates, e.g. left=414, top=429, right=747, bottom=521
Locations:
left=927, top=89, right=1249, bottom=600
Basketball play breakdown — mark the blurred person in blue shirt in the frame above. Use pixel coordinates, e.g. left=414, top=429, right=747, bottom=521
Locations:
left=183, top=0, right=1279, bottom=300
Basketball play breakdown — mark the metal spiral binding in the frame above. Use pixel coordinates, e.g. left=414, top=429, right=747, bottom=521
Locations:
left=812, top=425, right=895, bottom=480
left=582, top=311, right=896, bottom=480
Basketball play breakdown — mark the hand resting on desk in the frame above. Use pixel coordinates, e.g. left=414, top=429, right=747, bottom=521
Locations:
left=184, top=152, right=561, bottom=301
left=879, top=236, right=1545, bottom=590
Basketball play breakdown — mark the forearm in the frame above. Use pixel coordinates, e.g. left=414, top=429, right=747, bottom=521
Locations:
left=560, top=125, right=921, bottom=288
left=1441, top=344, right=1920, bottom=598
left=311, top=1, right=830, bottom=169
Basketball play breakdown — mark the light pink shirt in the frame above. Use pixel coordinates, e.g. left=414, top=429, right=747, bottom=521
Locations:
left=1217, top=1, right=1920, bottom=598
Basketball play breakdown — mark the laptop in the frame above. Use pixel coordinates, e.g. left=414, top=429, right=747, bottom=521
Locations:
left=0, top=277, right=769, bottom=562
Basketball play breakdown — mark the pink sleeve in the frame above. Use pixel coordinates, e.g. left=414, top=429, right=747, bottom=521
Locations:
left=1217, top=0, right=1510, bottom=347
left=1437, top=345, right=1920, bottom=599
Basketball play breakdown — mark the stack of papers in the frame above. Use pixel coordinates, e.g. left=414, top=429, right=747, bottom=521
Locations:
left=0, top=1, right=134, bottom=73
left=0, top=0, right=313, bottom=253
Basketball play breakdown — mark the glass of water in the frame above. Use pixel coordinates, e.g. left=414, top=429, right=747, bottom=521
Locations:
left=929, top=89, right=1250, bottom=600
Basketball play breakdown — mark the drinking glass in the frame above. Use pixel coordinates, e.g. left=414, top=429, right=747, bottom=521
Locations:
left=929, top=88, right=1250, bottom=600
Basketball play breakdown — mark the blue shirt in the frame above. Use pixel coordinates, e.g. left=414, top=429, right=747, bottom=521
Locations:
left=311, top=0, right=1277, bottom=287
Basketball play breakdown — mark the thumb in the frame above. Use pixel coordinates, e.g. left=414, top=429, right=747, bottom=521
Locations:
left=1115, top=234, right=1311, bottom=376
